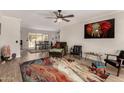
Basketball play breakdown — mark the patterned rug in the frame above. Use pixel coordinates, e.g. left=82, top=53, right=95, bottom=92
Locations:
left=20, top=58, right=72, bottom=82
left=20, top=57, right=109, bottom=82
left=58, top=58, right=109, bottom=82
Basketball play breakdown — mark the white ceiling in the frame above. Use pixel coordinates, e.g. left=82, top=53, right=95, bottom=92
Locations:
left=0, top=10, right=119, bottom=31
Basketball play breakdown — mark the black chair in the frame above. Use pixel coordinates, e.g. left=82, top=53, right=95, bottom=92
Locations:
left=70, top=45, right=82, bottom=58
left=104, top=50, right=124, bottom=76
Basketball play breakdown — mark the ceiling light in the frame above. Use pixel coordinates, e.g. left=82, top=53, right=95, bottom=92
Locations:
left=57, top=18, right=62, bottom=23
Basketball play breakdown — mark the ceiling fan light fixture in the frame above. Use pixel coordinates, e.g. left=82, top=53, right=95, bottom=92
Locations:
left=57, top=18, right=62, bottom=23
left=47, top=10, right=74, bottom=23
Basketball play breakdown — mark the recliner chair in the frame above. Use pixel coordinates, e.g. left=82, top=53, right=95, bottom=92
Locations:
left=104, top=50, right=124, bottom=76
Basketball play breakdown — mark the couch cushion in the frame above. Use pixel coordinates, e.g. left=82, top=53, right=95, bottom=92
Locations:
left=49, top=48, right=63, bottom=53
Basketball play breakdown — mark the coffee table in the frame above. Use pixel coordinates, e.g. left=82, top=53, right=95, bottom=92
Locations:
left=85, top=52, right=102, bottom=61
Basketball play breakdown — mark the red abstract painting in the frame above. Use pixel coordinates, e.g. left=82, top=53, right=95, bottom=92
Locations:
left=84, top=19, right=115, bottom=38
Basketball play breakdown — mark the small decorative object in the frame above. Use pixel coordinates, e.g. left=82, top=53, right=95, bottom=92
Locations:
left=12, top=53, right=16, bottom=60
left=84, top=19, right=115, bottom=38
left=67, top=58, right=75, bottom=62
left=43, top=57, right=52, bottom=65
left=1, top=45, right=11, bottom=61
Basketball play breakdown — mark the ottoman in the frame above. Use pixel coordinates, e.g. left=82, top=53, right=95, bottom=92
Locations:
left=92, top=61, right=106, bottom=75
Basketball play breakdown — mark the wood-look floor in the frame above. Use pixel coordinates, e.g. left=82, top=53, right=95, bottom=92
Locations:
left=0, top=50, right=124, bottom=82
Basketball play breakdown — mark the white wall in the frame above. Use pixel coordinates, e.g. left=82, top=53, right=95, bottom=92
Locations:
left=21, top=28, right=60, bottom=49
left=0, top=16, right=21, bottom=58
left=60, top=12, right=124, bottom=60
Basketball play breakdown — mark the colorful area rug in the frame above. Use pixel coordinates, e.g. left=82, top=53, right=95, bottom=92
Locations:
left=20, top=57, right=109, bottom=82
left=59, top=58, right=109, bottom=82
left=20, top=58, right=72, bottom=82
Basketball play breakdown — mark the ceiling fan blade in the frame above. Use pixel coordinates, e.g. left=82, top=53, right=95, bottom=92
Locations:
left=63, top=14, right=74, bottom=18
left=53, top=11, right=58, bottom=17
left=46, top=17, right=56, bottom=19
left=62, top=18, right=70, bottom=22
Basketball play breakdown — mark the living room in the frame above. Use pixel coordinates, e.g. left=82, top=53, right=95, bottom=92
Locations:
left=1, top=10, right=124, bottom=82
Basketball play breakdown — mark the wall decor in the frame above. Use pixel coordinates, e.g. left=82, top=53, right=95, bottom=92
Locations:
left=84, top=19, right=115, bottom=38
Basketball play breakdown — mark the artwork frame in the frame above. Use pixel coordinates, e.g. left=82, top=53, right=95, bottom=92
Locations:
left=84, top=19, right=115, bottom=39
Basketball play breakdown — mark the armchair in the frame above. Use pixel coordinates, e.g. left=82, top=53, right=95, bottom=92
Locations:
left=104, top=50, right=124, bottom=76
left=70, top=45, right=82, bottom=58
left=49, top=42, right=68, bottom=57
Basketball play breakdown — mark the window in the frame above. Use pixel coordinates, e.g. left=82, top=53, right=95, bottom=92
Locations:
left=28, top=33, right=48, bottom=48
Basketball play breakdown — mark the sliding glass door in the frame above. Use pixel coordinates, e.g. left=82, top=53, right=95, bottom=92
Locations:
left=28, top=33, right=48, bottom=49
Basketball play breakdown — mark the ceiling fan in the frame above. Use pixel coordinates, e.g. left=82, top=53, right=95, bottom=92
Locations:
left=46, top=10, right=74, bottom=23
